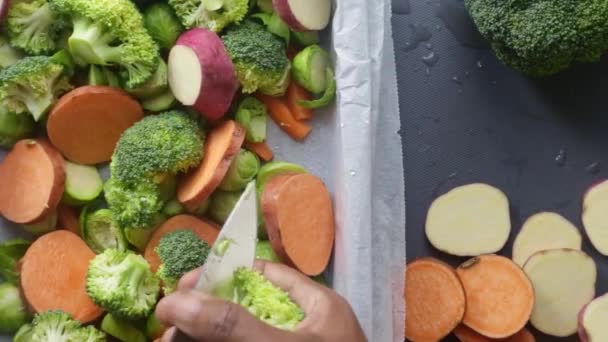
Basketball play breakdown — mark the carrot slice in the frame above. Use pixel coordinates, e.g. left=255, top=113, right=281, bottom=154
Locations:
left=256, top=94, right=311, bottom=141
left=454, top=325, right=535, bottom=342
left=261, top=173, right=335, bottom=275
left=0, top=139, right=65, bottom=224
left=405, top=258, right=466, bottom=342
left=456, top=255, right=534, bottom=339
left=244, top=141, right=274, bottom=162
left=57, top=203, right=81, bottom=236
left=144, top=214, right=220, bottom=272
left=286, top=82, right=313, bottom=121
left=178, top=120, right=246, bottom=212
left=47, top=86, right=144, bottom=165
left=20, top=230, right=103, bottom=323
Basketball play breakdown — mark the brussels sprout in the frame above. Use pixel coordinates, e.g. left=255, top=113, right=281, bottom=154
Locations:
left=0, top=108, right=34, bottom=148
left=293, top=45, right=336, bottom=109
left=252, top=13, right=290, bottom=45
left=0, top=283, right=30, bottom=334
left=81, top=207, right=127, bottom=253
left=187, top=198, right=211, bottom=217
left=162, top=199, right=185, bottom=217
left=142, top=88, right=176, bottom=112
left=257, top=0, right=274, bottom=13
left=0, top=239, right=30, bottom=285
left=22, top=212, right=57, bottom=236
left=291, top=31, right=320, bottom=47
left=218, top=149, right=261, bottom=192
left=124, top=215, right=165, bottom=251
left=234, top=97, right=268, bottom=143
left=255, top=240, right=282, bottom=263
left=62, top=161, right=104, bottom=206
left=127, top=58, right=169, bottom=99
left=208, top=190, right=242, bottom=224
left=143, top=3, right=184, bottom=50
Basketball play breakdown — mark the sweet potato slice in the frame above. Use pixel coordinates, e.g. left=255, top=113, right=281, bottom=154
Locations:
left=178, top=120, right=246, bottom=212
left=405, top=258, right=465, bottom=342
left=20, top=230, right=103, bottom=323
left=144, top=214, right=220, bottom=272
left=523, top=249, right=596, bottom=337
left=426, top=183, right=511, bottom=256
left=456, top=255, right=534, bottom=339
left=454, top=325, right=535, bottom=342
left=0, top=139, right=65, bottom=224
left=261, top=173, right=335, bottom=276
left=512, top=212, right=582, bottom=266
left=47, top=86, right=144, bottom=165
left=579, top=293, right=608, bottom=342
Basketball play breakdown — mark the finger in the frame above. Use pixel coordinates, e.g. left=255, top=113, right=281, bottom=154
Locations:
left=177, top=267, right=203, bottom=291
left=254, top=260, right=325, bottom=307
left=160, top=327, right=176, bottom=342
left=155, top=289, right=295, bottom=341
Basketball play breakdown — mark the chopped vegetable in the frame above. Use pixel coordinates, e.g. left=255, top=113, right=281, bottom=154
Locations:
left=143, top=3, right=183, bottom=50
left=222, top=20, right=291, bottom=95
left=86, top=248, right=160, bottom=320
left=144, top=214, right=219, bottom=272
left=219, top=149, right=260, bottom=191
left=256, top=240, right=283, bottom=263
left=57, top=203, right=81, bottom=235
left=582, top=179, right=608, bottom=255
left=262, top=173, right=334, bottom=276
left=168, top=28, right=238, bottom=121
left=155, top=230, right=211, bottom=295
left=127, top=58, right=168, bottom=100
left=208, top=190, right=242, bottom=224
left=291, top=31, right=320, bottom=47
left=29, top=311, right=105, bottom=342
left=178, top=120, right=246, bottom=211
left=0, top=139, right=65, bottom=224
left=405, top=258, right=465, bottom=342
left=161, top=199, right=185, bottom=217
left=0, top=35, right=24, bottom=68
left=51, top=0, right=160, bottom=88
left=0, top=283, right=30, bottom=334
left=426, top=183, right=511, bottom=256
left=22, top=211, right=57, bottom=235
left=512, top=212, right=582, bottom=266
left=81, top=207, right=127, bottom=253
left=47, top=85, right=144, bottom=165
left=256, top=0, right=273, bottom=13
left=87, top=65, right=107, bottom=86
left=13, top=324, right=33, bottom=342
left=123, top=220, right=161, bottom=251
left=235, top=96, right=268, bottom=144
left=252, top=12, right=290, bottom=45
left=142, top=88, right=176, bottom=112
left=0, top=239, right=30, bottom=284
left=273, top=0, right=331, bottom=31
left=523, top=249, right=597, bottom=337
left=168, top=0, right=249, bottom=32
left=62, top=161, right=103, bottom=205
left=257, top=94, right=311, bottom=140
left=7, top=0, right=67, bottom=55
left=101, top=313, right=147, bottom=342
left=579, top=293, right=608, bottom=342
left=453, top=325, right=536, bottom=342
left=456, top=255, right=534, bottom=338
left=145, top=314, right=167, bottom=340
left=0, top=55, right=72, bottom=121
left=244, top=142, right=274, bottom=162
left=286, top=81, right=313, bottom=120
left=20, top=230, right=103, bottom=323
left=292, top=45, right=336, bottom=109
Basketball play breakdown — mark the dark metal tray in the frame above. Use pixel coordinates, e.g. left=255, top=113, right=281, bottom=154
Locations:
left=393, top=0, right=608, bottom=340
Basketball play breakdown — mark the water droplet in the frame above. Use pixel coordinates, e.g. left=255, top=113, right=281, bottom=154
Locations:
left=349, top=170, right=357, bottom=176
left=447, top=172, right=458, bottom=179
left=340, top=123, right=345, bottom=128
left=451, top=75, right=462, bottom=85
left=476, top=60, right=483, bottom=68
left=435, top=0, right=489, bottom=49
left=425, top=43, right=433, bottom=50
left=403, top=24, right=432, bottom=52
left=421, top=51, right=439, bottom=67
left=554, top=148, right=566, bottom=167
left=586, top=162, right=601, bottom=175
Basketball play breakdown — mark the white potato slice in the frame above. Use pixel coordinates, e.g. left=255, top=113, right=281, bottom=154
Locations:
left=579, top=293, right=608, bottom=342
left=582, top=181, right=608, bottom=256
left=524, top=249, right=596, bottom=337
left=425, top=183, right=510, bottom=256
left=512, top=212, right=582, bottom=266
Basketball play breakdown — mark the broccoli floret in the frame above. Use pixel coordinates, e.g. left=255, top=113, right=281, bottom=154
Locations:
left=50, top=0, right=160, bottom=88
left=69, top=325, right=107, bottom=342
left=168, top=0, right=249, bottom=32
left=104, top=178, right=164, bottom=231
left=7, top=0, right=68, bottom=55
left=0, top=35, right=24, bottom=68
left=155, top=230, right=211, bottom=294
left=0, top=55, right=72, bottom=121
left=465, top=0, right=608, bottom=77
left=223, top=268, right=304, bottom=330
left=86, top=249, right=160, bottom=320
left=222, top=20, right=291, bottom=95
left=29, top=311, right=82, bottom=342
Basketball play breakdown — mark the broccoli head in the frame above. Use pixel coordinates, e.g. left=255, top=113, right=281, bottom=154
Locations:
left=169, top=0, right=249, bottom=32
left=0, top=55, right=72, bottom=121
left=86, top=249, right=160, bottom=320
left=29, top=310, right=105, bottom=342
left=7, top=0, right=68, bottom=55
left=50, top=0, right=160, bottom=88
left=155, top=230, right=211, bottom=294
left=222, top=268, right=305, bottom=330
left=221, top=20, right=290, bottom=95
left=104, top=178, right=165, bottom=231
left=465, top=0, right=608, bottom=77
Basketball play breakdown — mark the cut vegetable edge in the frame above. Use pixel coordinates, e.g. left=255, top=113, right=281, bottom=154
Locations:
left=63, top=161, right=103, bottom=205
left=273, top=0, right=331, bottom=31
left=512, top=212, right=582, bottom=266
left=456, top=254, right=534, bottom=338
left=582, top=183, right=608, bottom=256
left=425, top=183, right=511, bottom=257
left=404, top=258, right=466, bottom=342
left=523, top=249, right=597, bottom=337
left=168, top=45, right=200, bottom=106
left=583, top=179, right=608, bottom=209
left=578, top=293, right=608, bottom=342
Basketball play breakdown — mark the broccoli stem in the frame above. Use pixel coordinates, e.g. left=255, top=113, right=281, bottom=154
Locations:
left=69, top=18, right=122, bottom=66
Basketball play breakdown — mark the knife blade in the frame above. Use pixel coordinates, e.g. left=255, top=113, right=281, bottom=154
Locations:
left=171, top=181, right=258, bottom=342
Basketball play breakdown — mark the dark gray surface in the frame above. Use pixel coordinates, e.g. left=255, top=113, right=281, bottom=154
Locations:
left=393, top=0, right=608, bottom=341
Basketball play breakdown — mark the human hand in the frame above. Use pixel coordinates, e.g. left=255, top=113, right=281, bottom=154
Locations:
left=155, top=260, right=367, bottom=342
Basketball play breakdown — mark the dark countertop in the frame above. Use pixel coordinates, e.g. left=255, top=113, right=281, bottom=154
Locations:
left=393, top=0, right=608, bottom=341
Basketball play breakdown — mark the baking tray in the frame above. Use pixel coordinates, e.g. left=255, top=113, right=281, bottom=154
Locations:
left=394, top=0, right=608, bottom=341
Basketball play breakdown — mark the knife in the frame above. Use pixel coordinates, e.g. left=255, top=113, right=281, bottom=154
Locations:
left=171, top=181, right=258, bottom=342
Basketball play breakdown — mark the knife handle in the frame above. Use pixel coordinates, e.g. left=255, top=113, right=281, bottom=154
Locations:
left=171, top=329, right=197, bottom=342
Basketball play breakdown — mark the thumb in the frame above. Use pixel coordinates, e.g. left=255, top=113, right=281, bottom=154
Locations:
left=155, top=289, right=296, bottom=342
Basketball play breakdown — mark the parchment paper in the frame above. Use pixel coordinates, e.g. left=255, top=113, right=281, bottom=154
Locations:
left=0, top=0, right=405, bottom=340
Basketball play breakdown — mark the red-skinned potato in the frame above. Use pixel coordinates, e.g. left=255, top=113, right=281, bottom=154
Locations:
left=168, top=28, right=238, bottom=121
left=272, top=0, right=331, bottom=31
left=0, top=0, right=9, bottom=21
